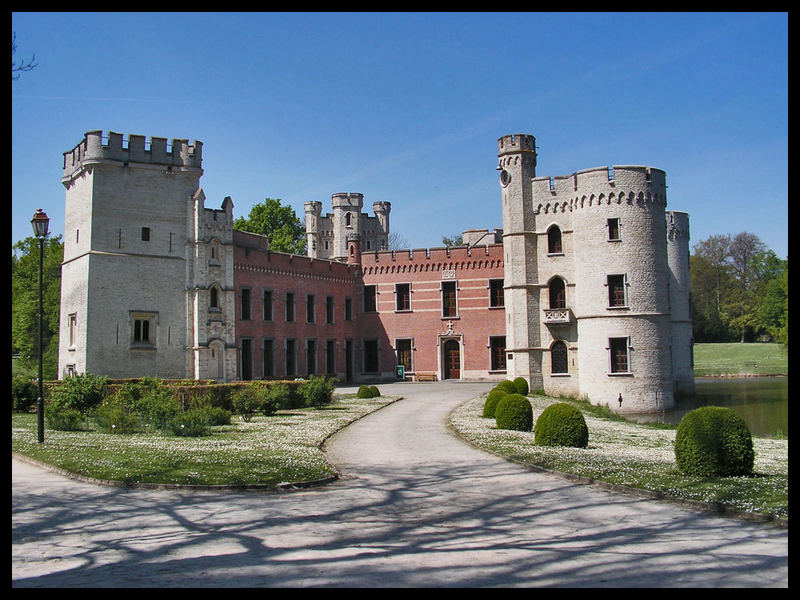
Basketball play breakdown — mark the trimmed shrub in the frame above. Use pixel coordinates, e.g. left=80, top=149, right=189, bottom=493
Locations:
left=45, top=406, right=85, bottom=431
left=12, top=375, right=38, bottom=412
left=168, top=408, right=211, bottom=437
left=357, top=385, right=380, bottom=399
left=137, top=384, right=182, bottom=431
left=495, top=393, right=533, bottom=431
left=203, top=406, right=233, bottom=426
left=674, top=406, right=754, bottom=477
left=495, top=380, right=517, bottom=394
left=93, top=392, right=142, bottom=434
left=300, top=376, right=336, bottom=409
left=232, top=384, right=264, bottom=422
left=512, top=377, right=529, bottom=396
left=49, top=372, right=109, bottom=414
left=261, top=384, right=289, bottom=416
left=482, top=388, right=508, bottom=418
left=534, top=402, right=589, bottom=448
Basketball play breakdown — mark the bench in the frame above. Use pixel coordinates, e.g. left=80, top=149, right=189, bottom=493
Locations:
left=414, top=371, right=438, bottom=382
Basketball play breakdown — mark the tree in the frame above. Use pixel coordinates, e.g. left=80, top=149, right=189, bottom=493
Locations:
left=12, top=32, right=37, bottom=80
left=442, top=234, right=463, bottom=248
left=233, top=198, right=306, bottom=254
left=388, top=231, right=410, bottom=250
left=12, top=236, right=63, bottom=379
left=725, top=233, right=768, bottom=342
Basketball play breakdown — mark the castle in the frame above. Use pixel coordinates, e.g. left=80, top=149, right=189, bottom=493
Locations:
left=58, top=130, right=693, bottom=413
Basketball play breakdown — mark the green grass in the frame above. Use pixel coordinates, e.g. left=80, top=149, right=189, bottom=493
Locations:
left=693, top=343, right=788, bottom=376
left=450, top=394, right=788, bottom=520
left=11, top=394, right=396, bottom=487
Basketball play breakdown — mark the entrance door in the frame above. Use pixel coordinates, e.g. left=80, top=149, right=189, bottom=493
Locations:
left=443, top=339, right=461, bottom=379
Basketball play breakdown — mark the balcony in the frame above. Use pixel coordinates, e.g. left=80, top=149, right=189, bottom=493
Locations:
left=543, top=308, right=571, bottom=325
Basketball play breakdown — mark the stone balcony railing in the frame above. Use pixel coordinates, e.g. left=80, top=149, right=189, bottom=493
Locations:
left=543, top=308, right=571, bottom=325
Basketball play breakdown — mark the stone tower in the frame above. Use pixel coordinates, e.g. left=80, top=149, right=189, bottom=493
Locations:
left=58, top=130, right=203, bottom=379
left=666, top=210, right=695, bottom=396
left=497, top=134, right=543, bottom=391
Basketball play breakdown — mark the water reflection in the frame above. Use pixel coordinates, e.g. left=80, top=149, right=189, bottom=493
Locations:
left=628, top=377, right=788, bottom=438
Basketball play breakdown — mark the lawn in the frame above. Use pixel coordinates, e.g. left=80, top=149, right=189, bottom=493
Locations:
left=11, top=393, right=397, bottom=488
left=449, top=393, right=788, bottom=521
left=693, top=343, right=788, bottom=376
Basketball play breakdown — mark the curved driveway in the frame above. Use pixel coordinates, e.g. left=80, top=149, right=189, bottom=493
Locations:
left=12, top=381, right=788, bottom=587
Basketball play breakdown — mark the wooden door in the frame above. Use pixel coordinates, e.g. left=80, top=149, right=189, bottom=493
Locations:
left=443, top=339, right=460, bottom=379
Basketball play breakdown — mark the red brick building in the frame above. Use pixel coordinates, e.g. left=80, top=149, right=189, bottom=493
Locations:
left=233, top=229, right=507, bottom=383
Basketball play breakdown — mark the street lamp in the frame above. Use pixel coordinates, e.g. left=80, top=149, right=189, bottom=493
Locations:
left=31, top=208, right=49, bottom=444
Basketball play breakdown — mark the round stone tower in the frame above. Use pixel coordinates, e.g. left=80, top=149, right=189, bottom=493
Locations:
left=331, top=192, right=364, bottom=259
left=666, top=210, right=695, bottom=396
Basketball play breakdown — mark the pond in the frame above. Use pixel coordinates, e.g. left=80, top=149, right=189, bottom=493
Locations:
left=629, top=377, right=788, bottom=438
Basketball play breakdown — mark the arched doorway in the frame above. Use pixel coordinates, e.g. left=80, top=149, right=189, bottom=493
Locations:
left=443, top=339, right=461, bottom=380
left=209, top=341, right=225, bottom=381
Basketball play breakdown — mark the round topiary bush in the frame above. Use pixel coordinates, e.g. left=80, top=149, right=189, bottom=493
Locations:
left=356, top=385, right=380, bottom=399
left=534, top=402, right=589, bottom=448
left=674, top=406, right=754, bottom=477
left=482, top=388, right=508, bottom=418
left=495, top=380, right=517, bottom=394
left=495, top=393, right=533, bottom=431
left=512, top=377, right=529, bottom=396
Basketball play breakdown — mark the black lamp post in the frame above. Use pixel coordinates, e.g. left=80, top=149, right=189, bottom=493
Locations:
left=31, top=208, right=50, bottom=444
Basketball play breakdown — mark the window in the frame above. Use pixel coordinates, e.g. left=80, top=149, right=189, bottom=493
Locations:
left=326, top=296, right=334, bottom=324
left=489, top=279, right=504, bottom=308
left=607, top=274, right=627, bottom=307
left=608, top=218, right=620, bottom=241
left=363, top=285, right=377, bottom=312
left=263, top=339, right=274, bottom=377
left=141, top=227, right=151, bottom=241
left=285, top=339, right=297, bottom=376
left=240, top=288, right=251, bottom=320
left=609, top=337, right=630, bottom=373
left=241, top=339, right=253, bottom=380
left=549, top=277, right=566, bottom=309
left=364, top=340, right=379, bottom=373
left=306, top=294, right=315, bottom=323
left=210, top=286, right=219, bottom=309
left=490, top=336, right=506, bottom=371
left=345, top=213, right=352, bottom=227
left=263, top=290, right=273, bottom=321
left=396, top=339, right=413, bottom=372
left=345, top=297, right=353, bottom=321
left=551, top=341, right=568, bottom=374
left=286, top=292, right=295, bottom=322
left=68, top=313, right=77, bottom=347
left=131, top=312, right=156, bottom=346
left=547, top=225, right=563, bottom=254
left=306, top=340, right=316, bottom=375
left=442, top=281, right=457, bottom=317
left=395, top=283, right=411, bottom=311
left=326, top=340, right=336, bottom=375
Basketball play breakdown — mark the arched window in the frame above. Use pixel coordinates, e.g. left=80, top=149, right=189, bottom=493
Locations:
left=551, top=340, right=568, bottom=374
left=210, top=286, right=219, bottom=309
left=547, top=225, right=562, bottom=254
left=345, top=213, right=352, bottom=227
left=549, top=277, right=566, bottom=309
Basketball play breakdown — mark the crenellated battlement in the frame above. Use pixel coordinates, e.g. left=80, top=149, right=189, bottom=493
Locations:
left=497, top=133, right=536, bottom=156
left=666, top=210, right=690, bottom=241
left=331, top=192, right=364, bottom=209
left=62, top=130, right=203, bottom=178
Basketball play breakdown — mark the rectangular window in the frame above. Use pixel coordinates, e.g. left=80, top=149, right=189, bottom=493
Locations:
left=241, top=339, right=253, bottom=380
left=263, top=339, right=274, bottom=377
left=609, top=337, right=630, bottom=373
left=363, top=285, right=377, bottom=312
left=344, top=297, right=353, bottom=321
left=489, top=279, right=505, bottom=308
left=306, top=294, right=315, bottom=323
left=286, top=292, right=295, bottom=322
left=395, top=283, right=411, bottom=311
left=263, top=290, right=273, bottom=321
left=285, top=339, right=296, bottom=376
left=131, top=313, right=156, bottom=346
left=306, top=340, right=316, bottom=375
left=326, top=340, right=336, bottom=375
left=68, top=313, right=77, bottom=347
left=364, top=340, right=379, bottom=373
left=442, top=281, right=457, bottom=317
left=141, top=226, right=151, bottom=241
left=240, top=288, right=252, bottom=320
left=490, top=336, right=507, bottom=371
left=607, top=274, right=627, bottom=307
left=396, top=339, right=413, bottom=372
left=607, top=218, right=620, bottom=241
left=326, top=296, right=334, bottom=324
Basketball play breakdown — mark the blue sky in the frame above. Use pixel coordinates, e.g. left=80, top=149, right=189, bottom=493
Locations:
left=12, top=12, right=788, bottom=258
